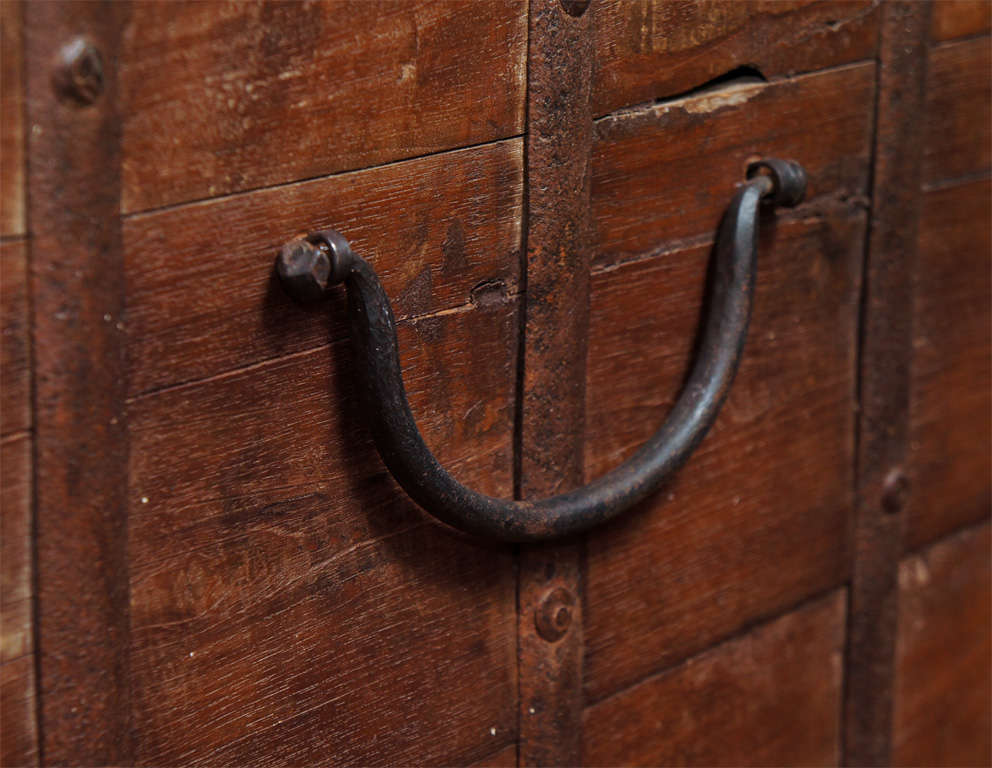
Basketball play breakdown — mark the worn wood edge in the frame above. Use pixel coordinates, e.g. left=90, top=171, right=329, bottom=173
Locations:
left=24, top=1, right=132, bottom=763
left=1, top=0, right=25, bottom=237
left=843, top=3, right=932, bottom=765
left=516, top=0, right=593, bottom=765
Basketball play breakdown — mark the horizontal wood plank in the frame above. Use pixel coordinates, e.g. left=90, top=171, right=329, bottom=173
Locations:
left=583, top=211, right=863, bottom=703
left=924, top=36, right=991, bottom=187
left=1, top=238, right=30, bottom=435
left=906, top=179, right=991, bottom=551
left=591, top=0, right=878, bottom=117
left=1, top=0, right=24, bottom=236
left=121, top=1, right=527, bottom=213
left=582, top=591, right=846, bottom=766
left=124, top=139, right=523, bottom=396
left=932, top=0, right=991, bottom=42
left=127, top=301, right=519, bottom=765
left=892, top=523, right=991, bottom=767
left=593, top=62, right=874, bottom=265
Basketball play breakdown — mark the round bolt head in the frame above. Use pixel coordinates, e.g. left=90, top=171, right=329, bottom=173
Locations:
left=276, top=239, right=331, bottom=304
left=53, top=38, right=104, bottom=107
left=535, top=587, right=576, bottom=642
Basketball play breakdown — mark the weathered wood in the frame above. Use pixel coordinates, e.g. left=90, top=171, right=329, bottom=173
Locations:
left=892, top=523, right=991, bottom=767
left=121, top=1, right=527, bottom=213
left=582, top=591, right=846, bottom=766
left=25, top=1, right=132, bottom=762
left=932, top=0, right=991, bottom=42
left=0, top=434, right=37, bottom=768
left=471, top=743, right=517, bottom=768
left=517, top=0, right=593, bottom=763
left=124, top=138, right=523, bottom=396
left=843, top=4, right=930, bottom=764
left=1, top=239, right=30, bottom=435
left=0, top=0, right=24, bottom=236
left=590, top=0, right=879, bottom=117
left=583, top=209, right=864, bottom=703
left=592, top=62, right=875, bottom=266
left=127, top=301, right=519, bottom=765
left=924, top=36, right=992, bottom=187
left=906, top=179, right=991, bottom=552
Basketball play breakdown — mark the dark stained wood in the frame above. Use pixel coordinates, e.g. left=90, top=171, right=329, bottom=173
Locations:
left=124, top=138, right=523, bottom=396
left=121, top=1, right=527, bottom=213
left=517, top=0, right=593, bottom=763
left=471, top=742, right=517, bottom=768
left=0, top=0, right=24, bottom=237
left=582, top=590, right=846, bottom=766
left=127, top=301, right=519, bottom=765
left=1, top=239, right=30, bottom=435
left=591, top=0, right=879, bottom=117
left=892, top=523, right=991, bottom=767
left=24, top=1, right=132, bottom=762
left=932, top=0, right=991, bottom=41
left=924, top=36, right=992, bottom=187
left=592, top=62, right=875, bottom=266
left=906, top=179, right=992, bottom=552
left=583, top=211, right=864, bottom=703
left=843, top=4, right=930, bottom=764
left=0, top=434, right=37, bottom=768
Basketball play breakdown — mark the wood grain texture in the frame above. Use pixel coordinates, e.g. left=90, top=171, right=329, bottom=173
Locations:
left=843, top=5, right=930, bottom=764
left=590, top=0, right=879, bottom=117
left=25, top=1, right=132, bottom=762
left=593, top=62, right=875, bottom=266
left=932, top=0, right=991, bottom=41
left=471, top=742, right=517, bottom=768
left=1, top=238, right=30, bottom=435
left=924, top=36, right=992, bottom=187
left=906, top=179, right=991, bottom=552
left=892, top=523, right=991, bottom=767
left=127, top=301, right=519, bottom=766
left=124, top=138, right=523, bottom=396
left=583, top=210, right=864, bottom=703
left=121, top=1, right=527, bottom=213
left=582, top=590, right=846, bottom=767
left=1, top=0, right=24, bottom=236
left=0, top=434, right=37, bottom=768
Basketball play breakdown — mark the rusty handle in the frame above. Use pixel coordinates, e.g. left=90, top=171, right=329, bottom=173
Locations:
left=276, top=158, right=806, bottom=542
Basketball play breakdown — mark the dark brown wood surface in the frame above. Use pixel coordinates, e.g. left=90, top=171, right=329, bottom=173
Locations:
left=120, top=1, right=527, bottom=213
left=932, top=0, right=991, bottom=42
left=583, top=591, right=846, bottom=766
left=0, top=0, right=24, bottom=237
left=892, top=523, right=991, bottom=767
left=1, top=239, right=29, bottom=436
left=590, top=0, right=879, bottom=117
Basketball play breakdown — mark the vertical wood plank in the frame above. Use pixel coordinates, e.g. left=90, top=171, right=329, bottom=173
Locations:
left=517, top=0, right=593, bottom=763
left=24, top=2, right=131, bottom=762
left=1, top=0, right=24, bottom=236
left=843, top=3, right=931, bottom=765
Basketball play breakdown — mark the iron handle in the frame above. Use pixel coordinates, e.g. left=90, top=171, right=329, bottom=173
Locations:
left=276, top=158, right=806, bottom=542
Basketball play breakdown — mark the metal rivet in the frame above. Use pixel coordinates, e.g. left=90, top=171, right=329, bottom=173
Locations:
left=559, top=0, right=590, bottom=18
left=53, top=38, right=104, bottom=107
left=881, top=468, right=910, bottom=515
left=535, top=587, right=575, bottom=642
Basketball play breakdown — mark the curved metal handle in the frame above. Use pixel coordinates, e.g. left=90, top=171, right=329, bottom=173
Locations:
left=276, top=158, right=806, bottom=542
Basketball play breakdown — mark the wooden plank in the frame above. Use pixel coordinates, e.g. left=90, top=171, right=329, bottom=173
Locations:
left=583, top=211, right=864, bottom=703
left=0, top=0, right=24, bottom=236
left=906, top=179, right=992, bottom=551
left=0, top=434, right=37, bottom=768
left=471, top=743, right=517, bottom=768
left=24, top=1, right=132, bottom=762
left=124, top=138, right=523, bottom=396
left=591, top=0, right=879, bottom=117
left=843, top=4, right=930, bottom=764
left=592, top=62, right=875, bottom=266
left=1, top=238, right=30, bottom=435
left=892, top=523, right=991, bottom=767
left=121, top=1, right=527, bottom=213
left=924, top=36, right=992, bottom=187
left=127, top=301, right=519, bottom=765
left=517, top=0, right=593, bottom=763
left=582, top=591, right=846, bottom=766
left=932, top=0, right=991, bottom=41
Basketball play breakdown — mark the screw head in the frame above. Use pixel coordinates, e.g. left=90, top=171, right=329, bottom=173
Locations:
left=53, top=38, right=104, bottom=107
left=535, top=587, right=575, bottom=642
left=881, top=468, right=910, bottom=515
left=276, top=239, right=331, bottom=304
